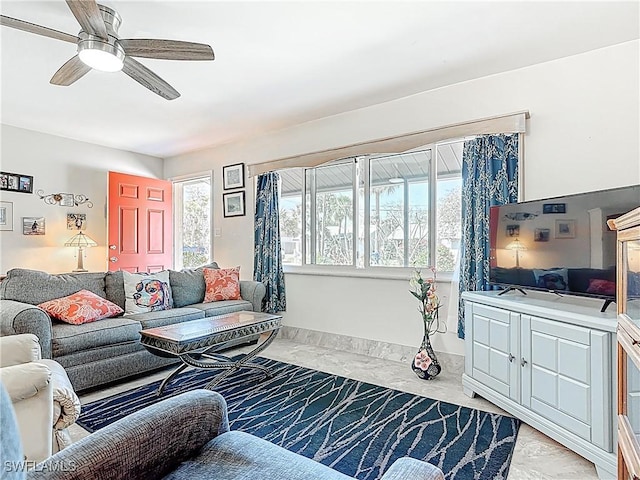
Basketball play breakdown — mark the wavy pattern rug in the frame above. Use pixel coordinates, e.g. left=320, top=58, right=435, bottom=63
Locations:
left=77, top=356, right=520, bottom=480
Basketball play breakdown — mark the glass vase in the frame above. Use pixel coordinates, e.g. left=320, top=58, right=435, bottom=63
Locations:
left=411, top=333, right=441, bottom=380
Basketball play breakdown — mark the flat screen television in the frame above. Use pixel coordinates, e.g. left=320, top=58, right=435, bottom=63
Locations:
left=489, top=184, right=640, bottom=311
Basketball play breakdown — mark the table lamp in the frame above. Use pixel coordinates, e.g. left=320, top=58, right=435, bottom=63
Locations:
left=64, top=231, right=97, bottom=272
left=506, top=238, right=526, bottom=268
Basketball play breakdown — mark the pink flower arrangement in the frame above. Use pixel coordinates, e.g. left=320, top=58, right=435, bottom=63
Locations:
left=409, top=267, right=445, bottom=336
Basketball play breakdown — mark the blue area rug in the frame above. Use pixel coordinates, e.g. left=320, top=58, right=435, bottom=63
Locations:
left=77, top=357, right=520, bottom=480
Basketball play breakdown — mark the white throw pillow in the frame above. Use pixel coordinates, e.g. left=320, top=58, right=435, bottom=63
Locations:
left=122, top=270, right=173, bottom=314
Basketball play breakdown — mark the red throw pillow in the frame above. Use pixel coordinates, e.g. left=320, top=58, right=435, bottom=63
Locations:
left=38, top=289, right=124, bottom=325
left=203, top=267, right=241, bottom=302
left=585, top=278, right=616, bottom=296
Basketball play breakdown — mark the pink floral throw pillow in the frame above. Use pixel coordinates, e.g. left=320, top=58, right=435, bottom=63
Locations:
left=38, top=289, right=124, bottom=325
left=203, top=267, right=241, bottom=302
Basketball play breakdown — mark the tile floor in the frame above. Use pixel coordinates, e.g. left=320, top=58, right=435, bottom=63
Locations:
left=70, top=338, right=599, bottom=479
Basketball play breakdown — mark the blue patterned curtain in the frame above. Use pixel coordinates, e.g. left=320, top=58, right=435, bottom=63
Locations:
left=458, top=134, right=519, bottom=338
left=254, top=172, right=286, bottom=313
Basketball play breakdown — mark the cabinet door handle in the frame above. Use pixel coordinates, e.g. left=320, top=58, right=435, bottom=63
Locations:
left=521, top=357, right=527, bottom=367
left=508, top=354, right=515, bottom=363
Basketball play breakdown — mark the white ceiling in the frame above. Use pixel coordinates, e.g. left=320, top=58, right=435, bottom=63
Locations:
left=1, top=1, right=638, bottom=159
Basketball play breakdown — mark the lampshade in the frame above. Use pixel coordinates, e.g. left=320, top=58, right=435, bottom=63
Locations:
left=506, top=238, right=526, bottom=251
left=64, top=231, right=98, bottom=248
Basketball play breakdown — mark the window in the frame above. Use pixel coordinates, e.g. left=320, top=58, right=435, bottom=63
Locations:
left=173, top=174, right=212, bottom=269
left=368, top=151, right=431, bottom=267
left=307, top=162, right=355, bottom=265
left=279, top=142, right=462, bottom=271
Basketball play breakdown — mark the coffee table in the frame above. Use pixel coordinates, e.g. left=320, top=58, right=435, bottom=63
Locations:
left=140, top=311, right=282, bottom=395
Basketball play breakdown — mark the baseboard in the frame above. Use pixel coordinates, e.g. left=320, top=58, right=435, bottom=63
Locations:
left=279, top=326, right=464, bottom=376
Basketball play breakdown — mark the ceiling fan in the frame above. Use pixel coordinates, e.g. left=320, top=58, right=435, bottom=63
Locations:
left=0, top=0, right=215, bottom=100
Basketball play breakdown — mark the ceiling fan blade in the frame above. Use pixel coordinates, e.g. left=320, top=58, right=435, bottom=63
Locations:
left=66, top=0, right=108, bottom=40
left=0, top=15, right=78, bottom=43
left=50, top=55, right=91, bottom=86
left=122, top=57, right=180, bottom=100
left=119, top=39, right=215, bottom=61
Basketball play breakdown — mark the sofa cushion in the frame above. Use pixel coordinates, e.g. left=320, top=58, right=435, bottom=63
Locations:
left=38, top=290, right=123, bottom=325
left=0, top=268, right=106, bottom=305
left=105, top=271, right=126, bottom=310
left=127, top=308, right=206, bottom=329
left=189, top=300, right=253, bottom=317
left=203, top=267, right=241, bottom=302
left=123, top=271, right=173, bottom=314
left=165, top=430, right=353, bottom=480
left=169, top=263, right=219, bottom=308
left=52, top=317, right=141, bottom=357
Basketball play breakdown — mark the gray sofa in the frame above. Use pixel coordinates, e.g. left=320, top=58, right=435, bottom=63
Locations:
left=0, top=264, right=266, bottom=392
left=14, top=388, right=444, bottom=480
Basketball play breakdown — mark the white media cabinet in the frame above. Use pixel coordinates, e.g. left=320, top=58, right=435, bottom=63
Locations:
left=461, top=290, right=617, bottom=479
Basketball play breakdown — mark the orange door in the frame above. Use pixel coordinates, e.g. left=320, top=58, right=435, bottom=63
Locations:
left=108, top=171, right=173, bottom=273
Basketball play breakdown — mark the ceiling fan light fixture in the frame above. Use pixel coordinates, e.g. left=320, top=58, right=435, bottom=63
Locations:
left=78, top=34, right=125, bottom=72
left=78, top=48, right=122, bottom=71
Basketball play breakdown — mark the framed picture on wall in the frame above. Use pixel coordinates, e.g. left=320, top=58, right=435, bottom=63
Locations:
left=67, top=213, right=86, bottom=230
left=18, top=175, right=33, bottom=193
left=222, top=163, right=245, bottom=190
left=555, top=219, right=576, bottom=239
left=223, top=191, right=246, bottom=217
left=0, top=171, right=33, bottom=194
left=0, top=202, right=13, bottom=231
left=23, top=217, right=45, bottom=235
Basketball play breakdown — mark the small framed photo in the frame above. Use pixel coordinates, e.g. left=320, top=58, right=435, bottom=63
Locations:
left=7, top=175, right=19, bottom=191
left=543, top=203, right=566, bottom=214
left=18, top=175, right=33, bottom=193
left=67, top=213, right=86, bottom=230
left=223, top=191, right=246, bottom=217
left=555, top=219, right=576, bottom=239
left=0, top=171, right=33, bottom=194
left=506, top=224, right=520, bottom=237
left=23, top=217, right=45, bottom=235
left=222, top=163, right=245, bottom=190
left=0, top=201, right=14, bottom=231
left=534, top=228, right=550, bottom=242
left=60, top=193, right=75, bottom=207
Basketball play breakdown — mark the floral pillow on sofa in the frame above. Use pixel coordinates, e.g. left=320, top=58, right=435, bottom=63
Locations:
left=203, top=266, right=241, bottom=302
left=38, top=290, right=123, bottom=325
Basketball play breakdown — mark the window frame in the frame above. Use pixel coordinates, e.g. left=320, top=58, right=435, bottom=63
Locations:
left=280, top=143, right=462, bottom=278
left=172, top=171, right=214, bottom=270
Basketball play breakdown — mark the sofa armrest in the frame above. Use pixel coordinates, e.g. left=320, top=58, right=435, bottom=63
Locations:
left=380, top=458, right=445, bottom=480
left=29, top=389, right=230, bottom=480
left=0, top=300, right=53, bottom=359
left=0, top=333, right=42, bottom=367
left=0, top=362, right=51, bottom=402
left=240, top=280, right=266, bottom=312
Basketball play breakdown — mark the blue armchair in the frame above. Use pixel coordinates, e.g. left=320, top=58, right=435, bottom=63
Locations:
left=1, top=385, right=444, bottom=480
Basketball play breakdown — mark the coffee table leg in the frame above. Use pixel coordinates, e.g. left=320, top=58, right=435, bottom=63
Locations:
left=206, top=327, right=281, bottom=389
left=157, top=362, right=190, bottom=396
left=176, top=328, right=281, bottom=390
left=157, top=327, right=281, bottom=394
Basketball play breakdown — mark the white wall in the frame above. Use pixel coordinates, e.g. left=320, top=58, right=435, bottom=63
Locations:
left=0, top=125, right=163, bottom=274
left=164, top=40, right=639, bottom=357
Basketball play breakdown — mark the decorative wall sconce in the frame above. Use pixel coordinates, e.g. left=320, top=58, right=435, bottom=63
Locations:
left=37, top=190, right=93, bottom=208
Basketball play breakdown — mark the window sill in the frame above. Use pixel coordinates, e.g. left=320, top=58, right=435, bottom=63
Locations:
left=283, top=265, right=454, bottom=282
